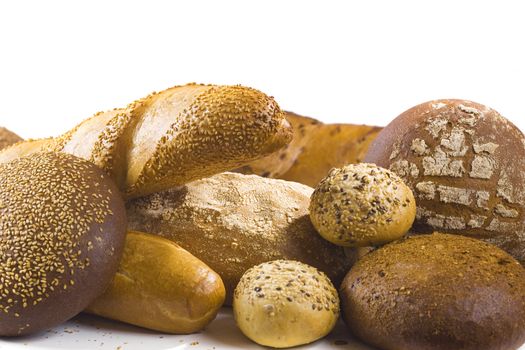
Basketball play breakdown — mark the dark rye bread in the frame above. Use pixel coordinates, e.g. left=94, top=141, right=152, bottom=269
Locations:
left=0, top=152, right=127, bottom=336
left=0, top=127, right=22, bottom=150
left=340, top=233, right=525, bottom=350
left=365, top=99, right=525, bottom=263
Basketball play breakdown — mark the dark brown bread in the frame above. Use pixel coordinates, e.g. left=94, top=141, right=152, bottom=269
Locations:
left=0, top=127, right=22, bottom=150
left=340, top=233, right=525, bottom=350
left=365, top=99, right=525, bottom=263
left=0, top=152, right=127, bottom=336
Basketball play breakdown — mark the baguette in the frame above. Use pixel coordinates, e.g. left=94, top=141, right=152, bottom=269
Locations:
left=0, top=84, right=292, bottom=198
left=0, top=126, right=23, bottom=150
left=86, top=231, right=225, bottom=334
left=235, top=112, right=382, bottom=187
left=126, top=172, right=354, bottom=304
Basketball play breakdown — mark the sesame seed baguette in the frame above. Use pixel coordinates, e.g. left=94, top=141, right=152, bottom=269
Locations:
left=0, top=83, right=292, bottom=199
left=86, top=231, right=225, bottom=334
left=235, top=112, right=382, bottom=187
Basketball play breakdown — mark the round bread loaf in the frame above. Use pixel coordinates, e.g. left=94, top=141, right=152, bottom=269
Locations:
left=0, top=126, right=22, bottom=150
left=0, top=152, right=127, bottom=336
left=233, top=260, right=339, bottom=348
left=340, top=233, right=525, bottom=350
left=310, top=163, right=416, bottom=247
left=365, top=99, right=525, bottom=263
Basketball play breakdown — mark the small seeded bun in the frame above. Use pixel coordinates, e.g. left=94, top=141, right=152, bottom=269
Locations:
left=0, top=126, right=22, bottom=150
left=364, top=99, right=525, bottom=263
left=340, top=233, right=525, bottom=350
left=310, top=163, right=416, bottom=247
left=0, top=152, right=127, bottom=336
left=233, top=260, right=339, bottom=348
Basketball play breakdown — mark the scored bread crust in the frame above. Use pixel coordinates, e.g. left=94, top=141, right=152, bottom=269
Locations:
left=0, top=83, right=292, bottom=199
left=126, top=172, right=354, bottom=304
left=235, top=112, right=382, bottom=187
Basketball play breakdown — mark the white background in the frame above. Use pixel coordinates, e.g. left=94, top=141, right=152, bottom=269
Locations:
left=1, top=2, right=525, bottom=349
left=1, top=0, right=524, bottom=139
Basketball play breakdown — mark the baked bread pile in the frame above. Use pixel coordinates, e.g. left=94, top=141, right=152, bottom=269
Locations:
left=1, top=90, right=525, bottom=350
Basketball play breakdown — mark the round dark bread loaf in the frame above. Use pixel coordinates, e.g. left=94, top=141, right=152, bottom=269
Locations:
left=340, top=233, right=525, bottom=350
left=0, top=152, right=127, bottom=336
left=365, top=99, right=525, bottom=263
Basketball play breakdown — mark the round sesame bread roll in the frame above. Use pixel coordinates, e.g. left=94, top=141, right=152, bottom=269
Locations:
left=0, top=126, right=22, bottom=150
left=0, top=152, right=127, bottom=336
left=364, top=99, right=525, bottom=263
left=340, top=233, right=525, bottom=350
left=310, top=163, right=416, bottom=247
left=233, top=260, right=340, bottom=348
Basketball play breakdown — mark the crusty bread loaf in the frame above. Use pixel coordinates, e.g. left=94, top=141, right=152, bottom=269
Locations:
left=236, top=112, right=382, bottom=187
left=340, top=233, right=525, bottom=350
left=233, top=260, right=339, bottom=348
left=364, top=99, right=525, bottom=263
left=0, top=126, right=22, bottom=150
left=0, top=153, right=127, bottom=336
left=0, top=84, right=292, bottom=198
left=310, top=163, right=416, bottom=247
left=126, top=172, right=354, bottom=304
left=86, top=231, right=225, bottom=334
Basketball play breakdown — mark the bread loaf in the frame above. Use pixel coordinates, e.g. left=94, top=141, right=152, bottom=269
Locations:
left=236, top=112, right=382, bottom=187
left=233, top=260, right=339, bottom=348
left=310, top=163, right=416, bottom=247
left=0, top=84, right=292, bottom=198
left=126, top=172, right=354, bottom=304
left=0, top=126, right=22, bottom=150
left=86, top=231, right=225, bottom=334
left=0, top=152, right=127, bottom=336
left=365, top=99, right=525, bottom=263
left=340, top=233, right=525, bottom=350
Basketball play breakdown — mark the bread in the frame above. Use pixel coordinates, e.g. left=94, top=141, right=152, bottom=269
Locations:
left=235, top=111, right=382, bottom=187
left=340, top=233, right=525, bottom=350
left=233, top=260, right=339, bottom=348
left=0, top=83, right=292, bottom=198
left=0, top=127, right=22, bottom=150
left=86, top=231, right=225, bottom=334
left=126, top=172, right=354, bottom=304
left=0, top=152, right=127, bottom=336
left=310, top=163, right=416, bottom=247
left=364, top=99, right=525, bottom=263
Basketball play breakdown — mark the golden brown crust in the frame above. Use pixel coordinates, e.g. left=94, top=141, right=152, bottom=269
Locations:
left=233, top=260, right=339, bottom=348
left=126, top=172, right=354, bottom=304
left=236, top=112, right=382, bottom=187
left=340, top=233, right=525, bottom=350
left=310, top=163, right=416, bottom=247
left=0, top=127, right=22, bottom=150
left=364, top=99, right=525, bottom=263
left=86, top=231, right=225, bottom=334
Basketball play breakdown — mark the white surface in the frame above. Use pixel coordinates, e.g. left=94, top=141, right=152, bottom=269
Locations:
left=1, top=1, right=525, bottom=349
left=0, top=1, right=525, bottom=136
left=0, top=309, right=376, bottom=350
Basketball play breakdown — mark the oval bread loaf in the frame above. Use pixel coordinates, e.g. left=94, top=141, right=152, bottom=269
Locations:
left=86, top=231, right=225, bottom=334
left=126, top=172, right=354, bottom=304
